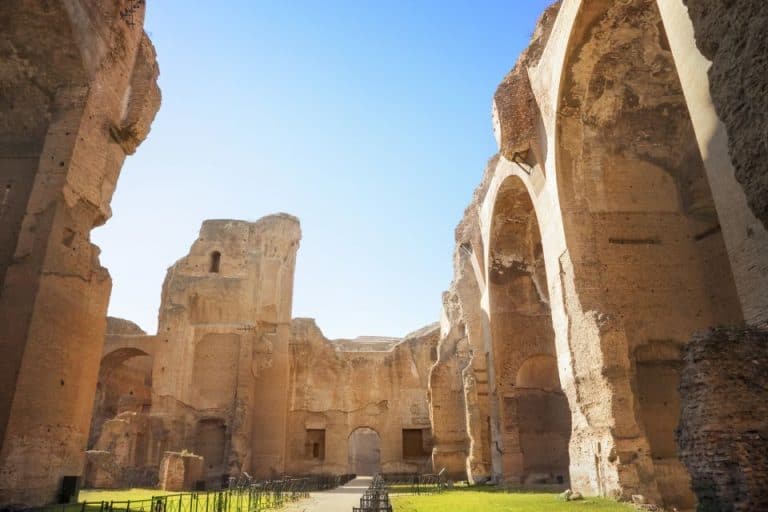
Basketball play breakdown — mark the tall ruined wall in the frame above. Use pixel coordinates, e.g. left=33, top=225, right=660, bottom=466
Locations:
left=149, top=216, right=300, bottom=482
left=677, top=327, right=768, bottom=512
left=429, top=0, right=766, bottom=509
left=428, top=159, right=494, bottom=483
left=684, top=0, right=768, bottom=230
left=0, top=1, right=160, bottom=506
left=287, top=320, right=438, bottom=476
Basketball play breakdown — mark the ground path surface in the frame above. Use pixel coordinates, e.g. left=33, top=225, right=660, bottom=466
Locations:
left=283, top=476, right=371, bottom=512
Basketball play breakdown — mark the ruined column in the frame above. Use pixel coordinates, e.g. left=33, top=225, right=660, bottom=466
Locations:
left=149, top=216, right=301, bottom=482
left=248, top=216, right=301, bottom=478
left=0, top=1, right=160, bottom=506
left=0, top=0, right=160, bottom=506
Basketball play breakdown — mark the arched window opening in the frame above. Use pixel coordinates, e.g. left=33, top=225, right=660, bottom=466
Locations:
left=209, top=251, right=221, bottom=273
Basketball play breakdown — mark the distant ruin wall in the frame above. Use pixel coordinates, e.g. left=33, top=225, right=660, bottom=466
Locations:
left=287, top=319, right=439, bottom=476
left=677, top=327, right=768, bottom=512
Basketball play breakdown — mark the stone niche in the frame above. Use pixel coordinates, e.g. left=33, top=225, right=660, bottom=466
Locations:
left=677, top=327, right=768, bottom=512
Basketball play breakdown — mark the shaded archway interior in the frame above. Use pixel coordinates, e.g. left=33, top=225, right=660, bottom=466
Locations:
left=557, top=0, right=744, bottom=507
left=89, top=348, right=152, bottom=449
left=488, top=175, right=570, bottom=485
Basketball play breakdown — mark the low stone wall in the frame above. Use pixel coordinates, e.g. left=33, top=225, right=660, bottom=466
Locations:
left=677, top=327, right=768, bottom=511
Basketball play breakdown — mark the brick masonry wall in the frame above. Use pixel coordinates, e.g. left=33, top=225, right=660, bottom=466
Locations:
left=677, top=327, right=768, bottom=512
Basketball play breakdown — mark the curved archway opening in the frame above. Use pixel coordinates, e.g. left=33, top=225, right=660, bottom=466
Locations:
left=556, top=0, right=743, bottom=506
left=89, top=347, right=152, bottom=449
left=348, top=427, right=381, bottom=476
left=488, top=175, right=570, bottom=486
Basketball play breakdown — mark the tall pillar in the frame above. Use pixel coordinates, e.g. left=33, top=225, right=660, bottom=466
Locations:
left=0, top=1, right=160, bottom=506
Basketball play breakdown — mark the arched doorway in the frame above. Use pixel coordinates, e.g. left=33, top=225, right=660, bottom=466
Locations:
left=556, top=0, right=743, bottom=506
left=89, top=347, right=152, bottom=449
left=488, top=175, right=571, bottom=486
left=348, top=427, right=381, bottom=475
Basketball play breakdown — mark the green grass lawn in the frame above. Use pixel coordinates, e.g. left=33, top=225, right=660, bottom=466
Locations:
left=75, top=487, right=295, bottom=512
left=80, top=488, right=174, bottom=502
left=391, top=489, right=635, bottom=512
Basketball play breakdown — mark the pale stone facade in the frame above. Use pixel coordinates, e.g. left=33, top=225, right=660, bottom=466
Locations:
left=286, top=320, right=438, bottom=477
left=86, top=217, right=438, bottom=489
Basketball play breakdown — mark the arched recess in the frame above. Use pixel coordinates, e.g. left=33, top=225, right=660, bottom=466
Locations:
left=89, top=347, right=152, bottom=449
left=556, top=0, right=743, bottom=507
left=488, top=174, right=570, bottom=486
left=348, top=427, right=381, bottom=476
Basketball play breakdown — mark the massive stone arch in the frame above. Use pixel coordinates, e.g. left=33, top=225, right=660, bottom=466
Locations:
left=487, top=175, right=571, bottom=486
left=555, top=0, right=744, bottom=507
left=89, top=348, right=153, bottom=449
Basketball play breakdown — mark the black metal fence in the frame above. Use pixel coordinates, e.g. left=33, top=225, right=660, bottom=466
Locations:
left=380, top=472, right=445, bottom=495
left=28, top=474, right=356, bottom=512
left=353, top=475, right=391, bottom=512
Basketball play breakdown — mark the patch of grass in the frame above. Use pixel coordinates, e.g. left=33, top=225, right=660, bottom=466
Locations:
left=387, top=483, right=441, bottom=494
left=79, top=489, right=173, bottom=502
left=391, top=489, right=635, bottom=512
left=75, top=488, right=288, bottom=512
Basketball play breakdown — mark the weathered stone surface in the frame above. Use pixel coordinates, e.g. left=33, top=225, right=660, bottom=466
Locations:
left=677, top=327, right=768, bottom=512
left=159, top=452, right=205, bottom=492
left=492, top=3, right=560, bottom=163
left=88, top=318, right=155, bottom=451
left=87, top=216, right=441, bottom=484
left=83, top=451, right=119, bottom=490
left=117, top=216, right=301, bottom=485
left=106, top=317, right=147, bottom=336
left=287, top=319, right=438, bottom=476
left=428, top=0, right=766, bottom=509
left=428, top=157, right=495, bottom=483
left=2, top=2, right=766, bottom=510
left=684, top=0, right=768, bottom=229
left=0, top=0, right=160, bottom=506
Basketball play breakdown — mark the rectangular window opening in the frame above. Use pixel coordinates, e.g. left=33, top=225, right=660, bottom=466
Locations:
left=402, top=428, right=429, bottom=459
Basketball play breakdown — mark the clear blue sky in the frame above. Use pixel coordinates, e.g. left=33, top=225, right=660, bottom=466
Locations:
left=94, top=0, right=552, bottom=339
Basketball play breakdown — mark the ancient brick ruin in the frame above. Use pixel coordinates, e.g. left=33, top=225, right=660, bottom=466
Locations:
left=84, top=218, right=438, bottom=488
left=1, top=0, right=767, bottom=510
left=677, top=328, right=768, bottom=512
left=0, top=0, right=160, bottom=506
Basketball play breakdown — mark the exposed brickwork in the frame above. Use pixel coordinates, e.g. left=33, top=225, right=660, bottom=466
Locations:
left=677, top=327, right=768, bottom=512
